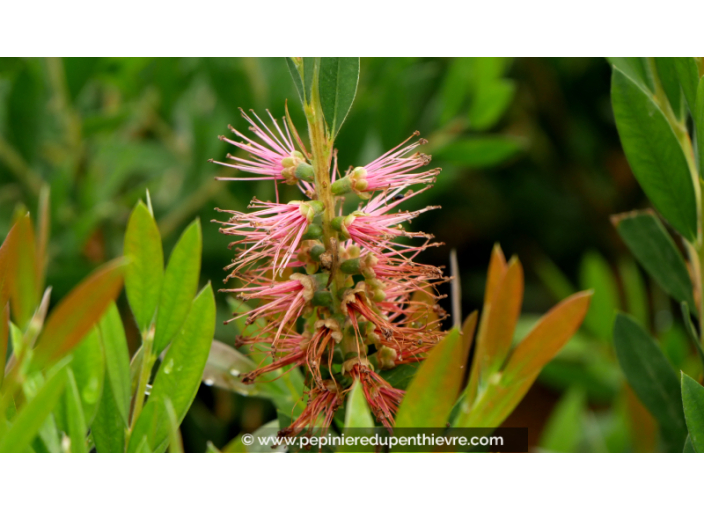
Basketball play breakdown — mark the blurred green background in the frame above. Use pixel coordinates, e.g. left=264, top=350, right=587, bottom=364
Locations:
left=2, top=57, right=690, bottom=452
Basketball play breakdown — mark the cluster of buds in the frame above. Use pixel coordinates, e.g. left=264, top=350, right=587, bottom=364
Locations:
left=214, top=108, right=447, bottom=436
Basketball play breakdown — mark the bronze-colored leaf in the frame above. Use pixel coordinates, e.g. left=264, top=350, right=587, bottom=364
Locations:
left=33, top=258, right=127, bottom=367
left=502, top=290, right=592, bottom=384
left=483, top=243, right=507, bottom=307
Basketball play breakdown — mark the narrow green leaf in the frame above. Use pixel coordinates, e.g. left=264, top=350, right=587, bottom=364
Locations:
left=436, top=136, right=523, bottom=168
left=619, top=258, right=649, bottom=327
left=318, top=57, right=360, bottom=138
left=64, top=369, right=88, bottom=453
left=23, top=373, right=61, bottom=453
left=344, top=380, right=374, bottom=429
left=128, top=283, right=215, bottom=452
left=395, top=328, right=464, bottom=428
left=153, top=219, right=202, bottom=354
left=124, top=201, right=164, bottom=332
left=681, top=372, right=704, bottom=453
left=68, top=328, right=105, bottom=426
left=91, top=375, right=126, bottom=453
left=654, top=57, right=685, bottom=120
left=607, top=57, right=653, bottom=93
left=379, top=362, right=420, bottom=391
left=0, top=368, right=67, bottom=453
left=673, top=57, right=700, bottom=113
left=337, top=380, right=375, bottom=453
left=611, top=68, right=698, bottom=241
left=614, top=210, right=695, bottom=311
left=539, top=388, right=585, bottom=452
left=285, top=58, right=304, bottom=104
left=613, top=313, right=687, bottom=447
left=98, top=302, right=131, bottom=425
left=680, top=302, right=704, bottom=369
left=468, top=80, right=516, bottom=131
left=579, top=251, right=619, bottom=340
left=33, top=258, right=127, bottom=367
left=684, top=435, right=696, bottom=453
left=694, top=77, right=704, bottom=176
left=164, top=397, right=184, bottom=453
left=302, top=57, right=318, bottom=101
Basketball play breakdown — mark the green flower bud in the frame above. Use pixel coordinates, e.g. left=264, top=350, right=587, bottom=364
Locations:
left=340, top=257, right=361, bottom=274
left=294, top=162, right=315, bottom=182
left=331, top=175, right=353, bottom=195
left=309, top=244, right=326, bottom=262
left=312, top=290, right=333, bottom=307
left=302, top=223, right=323, bottom=240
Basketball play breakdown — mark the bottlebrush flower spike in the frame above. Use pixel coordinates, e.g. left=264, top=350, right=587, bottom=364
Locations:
left=215, top=100, right=445, bottom=436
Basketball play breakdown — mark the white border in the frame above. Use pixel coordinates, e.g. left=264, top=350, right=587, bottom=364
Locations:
left=2, top=1, right=704, bottom=56
left=0, top=453, right=701, bottom=506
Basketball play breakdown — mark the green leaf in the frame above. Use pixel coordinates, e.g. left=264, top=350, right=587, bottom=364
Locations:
left=98, top=302, right=130, bottom=425
left=395, top=329, right=464, bottom=428
left=680, top=302, right=704, bottom=369
left=539, top=388, right=585, bottom=452
left=91, top=375, right=126, bottom=453
left=124, top=201, right=164, bottom=332
left=468, top=80, right=516, bottom=131
left=164, top=397, right=184, bottom=453
left=337, top=381, right=375, bottom=453
left=68, top=328, right=105, bottom=426
left=614, top=211, right=695, bottom=311
left=64, top=369, right=88, bottom=453
left=607, top=58, right=653, bottom=93
left=318, top=57, right=360, bottom=138
left=618, top=258, right=649, bottom=327
left=437, top=136, right=523, bottom=168
left=33, top=258, right=127, bottom=367
left=0, top=304, right=8, bottom=387
left=613, top=313, right=687, bottom=448
left=202, top=340, right=262, bottom=397
left=153, top=219, right=202, bottom=354
left=380, top=362, right=420, bottom=391
left=344, top=380, right=374, bottom=429
left=673, top=57, right=700, bottom=113
left=579, top=251, right=619, bottom=340
left=285, top=58, right=304, bottom=104
left=681, top=372, right=704, bottom=453
left=611, top=68, right=698, bottom=241
left=127, top=283, right=215, bottom=452
left=302, top=57, right=318, bottom=101
left=684, top=435, right=696, bottom=453
left=654, top=58, right=685, bottom=120
left=694, top=77, right=704, bottom=176
left=0, top=368, right=67, bottom=453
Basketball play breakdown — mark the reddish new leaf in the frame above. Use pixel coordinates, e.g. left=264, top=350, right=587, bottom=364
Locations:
left=33, top=258, right=127, bottom=367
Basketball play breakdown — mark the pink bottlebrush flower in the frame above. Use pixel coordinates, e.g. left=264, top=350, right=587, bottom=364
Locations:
left=331, top=132, right=438, bottom=195
left=216, top=199, right=323, bottom=277
left=210, top=109, right=314, bottom=201
left=333, top=187, right=439, bottom=258
left=224, top=273, right=316, bottom=342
